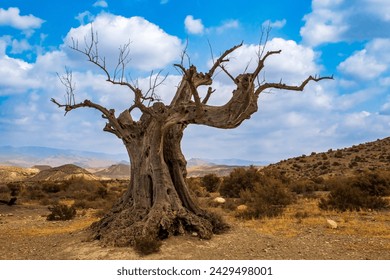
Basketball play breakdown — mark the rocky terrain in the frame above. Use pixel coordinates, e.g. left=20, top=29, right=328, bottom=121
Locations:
left=264, top=137, right=390, bottom=179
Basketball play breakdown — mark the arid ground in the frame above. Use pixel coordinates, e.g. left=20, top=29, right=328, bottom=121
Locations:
left=1, top=198, right=389, bottom=260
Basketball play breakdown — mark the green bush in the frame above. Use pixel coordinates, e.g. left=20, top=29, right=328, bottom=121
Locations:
left=239, top=180, right=295, bottom=219
left=201, top=174, right=221, bottom=192
left=219, top=166, right=262, bottom=198
left=47, top=204, right=76, bottom=221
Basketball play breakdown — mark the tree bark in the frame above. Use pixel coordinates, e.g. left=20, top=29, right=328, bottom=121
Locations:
left=90, top=119, right=215, bottom=246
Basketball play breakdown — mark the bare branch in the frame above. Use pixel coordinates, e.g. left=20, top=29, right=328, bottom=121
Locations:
left=180, top=38, right=190, bottom=68
left=56, top=67, right=76, bottom=106
left=207, top=42, right=243, bottom=77
left=207, top=39, right=215, bottom=66
left=113, top=40, right=132, bottom=83
left=252, top=49, right=281, bottom=78
left=255, top=75, right=334, bottom=96
left=202, top=87, right=216, bottom=104
left=257, top=23, right=272, bottom=60
left=143, top=70, right=167, bottom=106
left=219, top=65, right=236, bottom=83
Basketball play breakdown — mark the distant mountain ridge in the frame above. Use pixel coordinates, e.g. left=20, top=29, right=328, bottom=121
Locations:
left=0, top=146, right=265, bottom=169
left=187, top=158, right=266, bottom=167
left=0, top=146, right=128, bottom=168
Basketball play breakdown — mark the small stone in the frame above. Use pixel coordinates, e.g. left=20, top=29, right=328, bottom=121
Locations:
left=213, top=197, right=226, bottom=204
left=236, top=204, right=248, bottom=212
left=191, top=232, right=198, bottom=237
left=326, top=219, right=338, bottom=229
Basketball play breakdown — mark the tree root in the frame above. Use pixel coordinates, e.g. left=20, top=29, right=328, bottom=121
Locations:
left=89, top=204, right=226, bottom=247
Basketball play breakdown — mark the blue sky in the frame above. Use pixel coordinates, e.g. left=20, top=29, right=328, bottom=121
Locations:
left=1, top=0, right=390, bottom=164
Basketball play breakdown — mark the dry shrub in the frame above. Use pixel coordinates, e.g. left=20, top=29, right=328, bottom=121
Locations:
left=204, top=211, right=230, bottom=234
left=319, top=170, right=390, bottom=212
left=47, top=204, right=76, bottom=221
left=239, top=181, right=295, bottom=219
left=7, top=182, right=23, bottom=196
left=219, top=166, right=262, bottom=198
left=201, top=174, right=221, bottom=192
left=134, top=236, right=162, bottom=256
left=186, top=177, right=208, bottom=197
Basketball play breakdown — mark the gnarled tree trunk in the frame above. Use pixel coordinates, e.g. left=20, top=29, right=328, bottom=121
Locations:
left=91, top=120, right=216, bottom=246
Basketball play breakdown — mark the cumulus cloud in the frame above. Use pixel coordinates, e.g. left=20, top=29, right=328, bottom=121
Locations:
left=301, top=0, right=390, bottom=45
left=184, top=15, right=204, bottom=35
left=65, top=14, right=183, bottom=71
left=300, top=0, right=348, bottom=46
left=0, top=7, right=44, bottom=30
left=0, top=43, right=41, bottom=95
left=338, top=39, right=390, bottom=80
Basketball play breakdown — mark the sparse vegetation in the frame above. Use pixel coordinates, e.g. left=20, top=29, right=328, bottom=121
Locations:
left=319, top=171, right=390, bottom=211
left=219, top=166, right=262, bottom=198
left=239, top=181, right=295, bottom=219
left=134, top=236, right=162, bottom=256
left=204, top=211, right=230, bottom=234
left=46, top=204, right=76, bottom=221
left=201, top=174, right=221, bottom=193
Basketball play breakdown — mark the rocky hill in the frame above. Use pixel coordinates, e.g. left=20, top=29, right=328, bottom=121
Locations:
left=29, top=164, right=98, bottom=181
left=93, top=164, right=130, bottom=179
left=0, top=166, right=39, bottom=183
left=264, top=137, right=390, bottom=179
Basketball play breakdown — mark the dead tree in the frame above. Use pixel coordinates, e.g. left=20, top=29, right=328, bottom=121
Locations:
left=51, top=32, right=332, bottom=246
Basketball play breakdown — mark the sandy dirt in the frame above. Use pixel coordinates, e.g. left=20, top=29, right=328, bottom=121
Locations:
left=1, top=203, right=390, bottom=260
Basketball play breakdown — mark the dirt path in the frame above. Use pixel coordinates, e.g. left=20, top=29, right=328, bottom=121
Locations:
left=1, top=204, right=389, bottom=260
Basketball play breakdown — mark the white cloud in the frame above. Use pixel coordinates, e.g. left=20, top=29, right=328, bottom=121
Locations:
left=10, top=38, right=32, bottom=54
left=0, top=45, right=41, bottom=95
left=338, top=39, right=390, bottom=80
left=184, top=15, right=204, bottom=35
left=215, top=20, right=239, bottom=33
left=75, top=11, right=95, bottom=25
left=0, top=7, right=44, bottom=30
left=361, top=0, right=390, bottom=21
left=262, top=19, right=287, bottom=29
left=300, top=0, right=348, bottom=46
left=65, top=14, right=183, bottom=71
left=93, top=1, right=108, bottom=8
left=301, top=0, right=390, bottom=45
